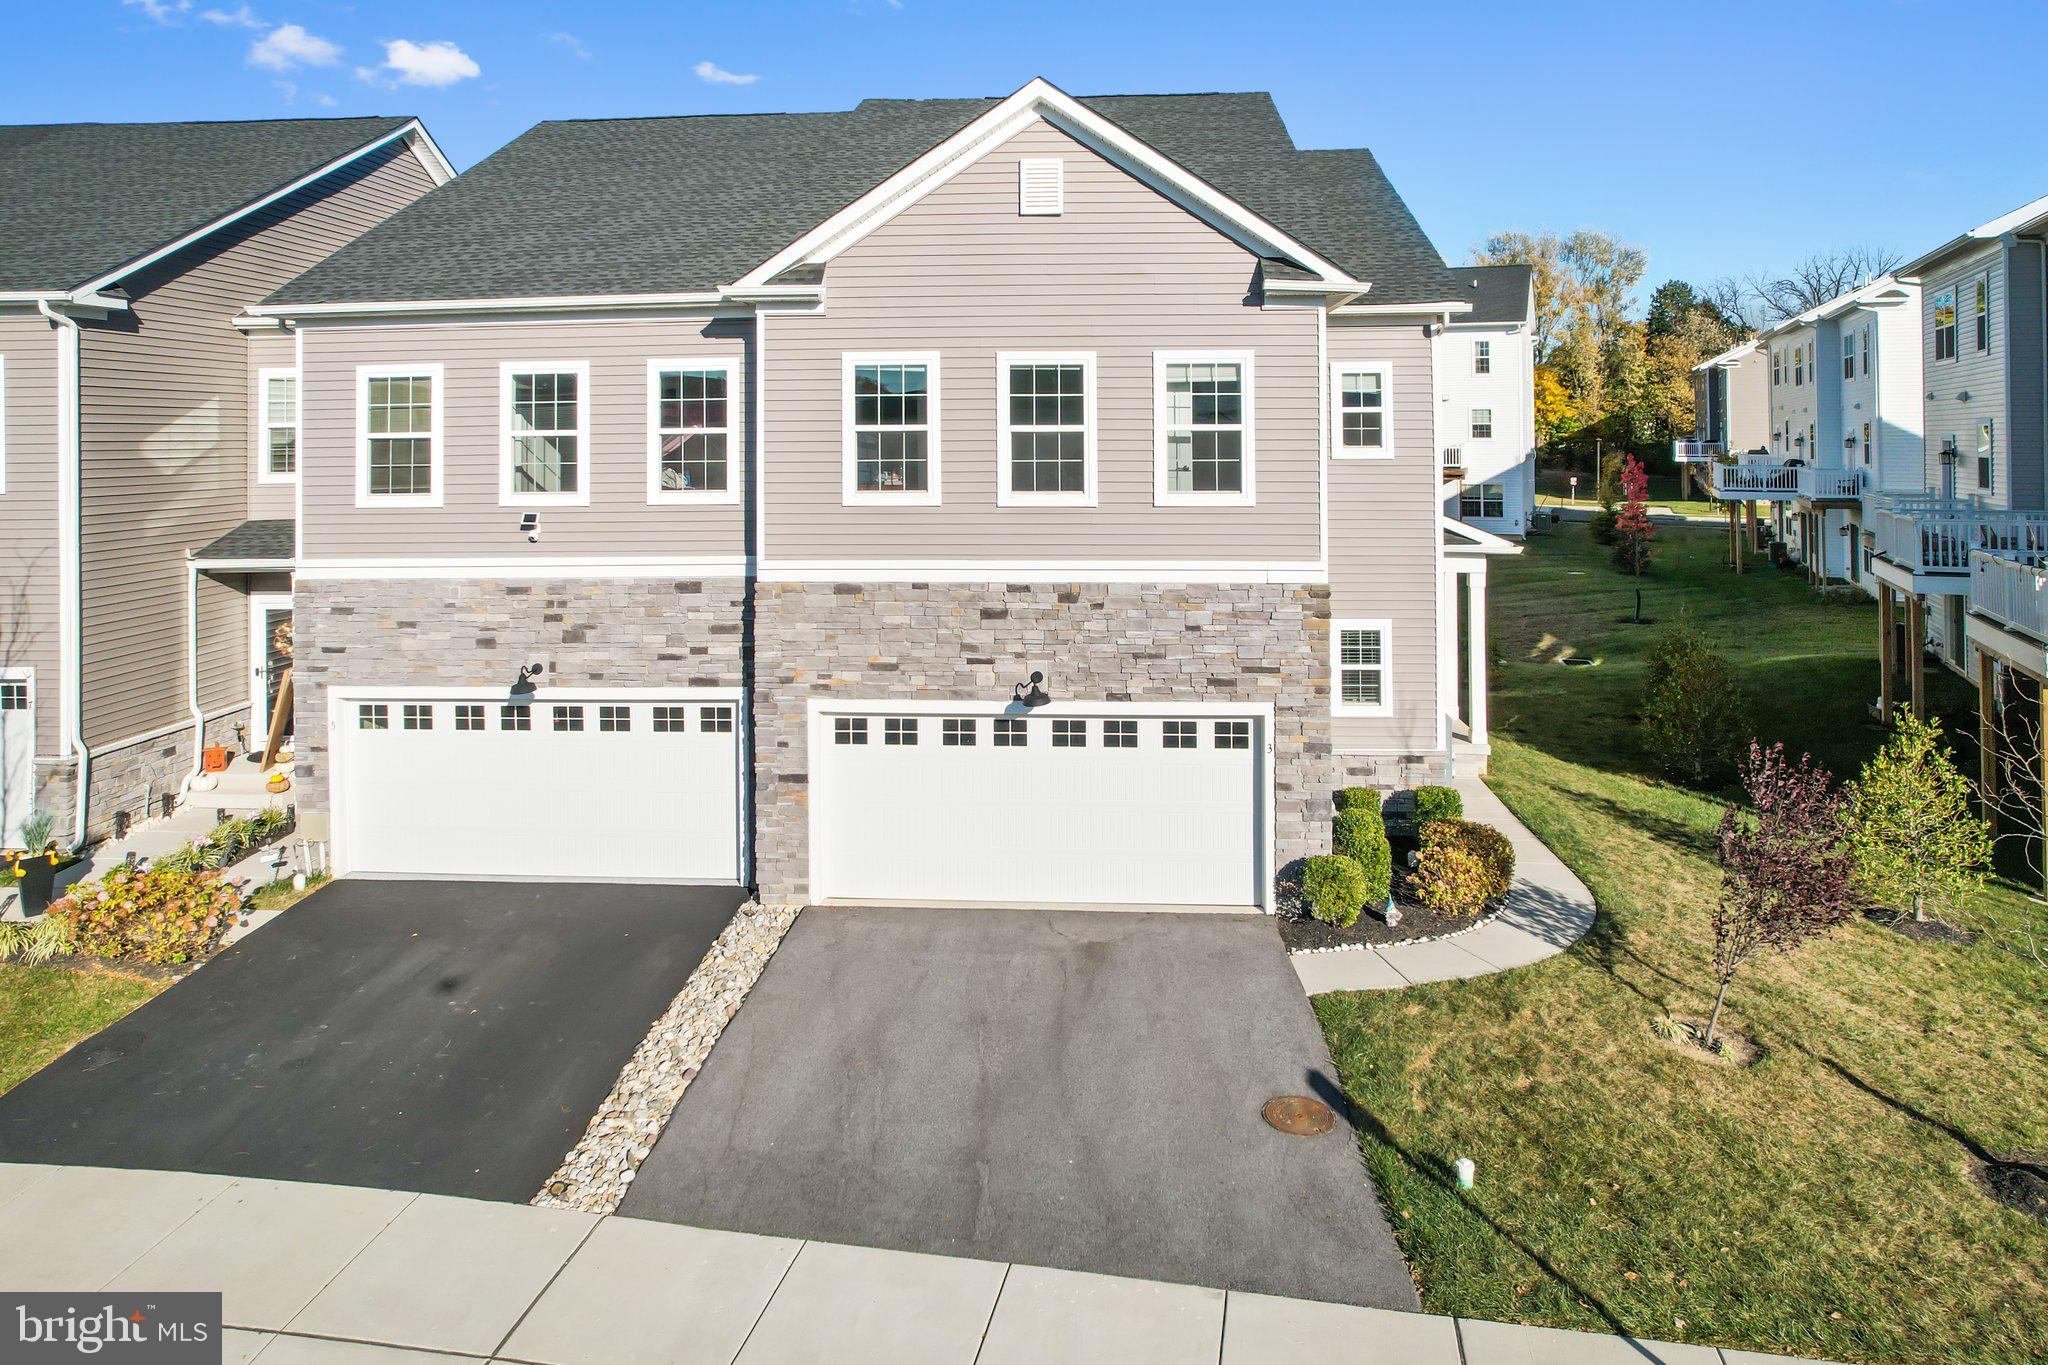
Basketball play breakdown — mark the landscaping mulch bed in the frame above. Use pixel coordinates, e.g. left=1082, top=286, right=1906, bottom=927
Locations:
left=1275, top=864, right=1500, bottom=951
left=1873, top=912, right=1978, bottom=946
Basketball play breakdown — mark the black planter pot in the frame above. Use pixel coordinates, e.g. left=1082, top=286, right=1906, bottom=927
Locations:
left=17, top=856, right=75, bottom=917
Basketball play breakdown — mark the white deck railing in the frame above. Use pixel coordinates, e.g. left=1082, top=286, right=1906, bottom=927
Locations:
left=1795, top=466, right=1865, bottom=500
left=1869, top=500, right=2048, bottom=575
left=1971, top=551, right=2048, bottom=642
left=1710, top=461, right=1801, bottom=498
left=1672, top=438, right=1724, bottom=463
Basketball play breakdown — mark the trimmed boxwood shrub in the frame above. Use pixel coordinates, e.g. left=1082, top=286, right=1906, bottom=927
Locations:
left=1421, top=818, right=1514, bottom=902
left=1333, top=808, right=1393, bottom=908
left=1302, top=854, right=1368, bottom=927
left=1413, top=785, right=1463, bottom=824
left=1332, top=786, right=1378, bottom=813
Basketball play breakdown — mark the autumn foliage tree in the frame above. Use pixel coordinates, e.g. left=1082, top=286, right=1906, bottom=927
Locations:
left=1708, top=743, right=1858, bottom=1049
left=1614, top=455, right=1654, bottom=574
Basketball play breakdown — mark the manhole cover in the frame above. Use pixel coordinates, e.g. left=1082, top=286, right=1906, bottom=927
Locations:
left=1262, top=1096, right=1335, bottom=1136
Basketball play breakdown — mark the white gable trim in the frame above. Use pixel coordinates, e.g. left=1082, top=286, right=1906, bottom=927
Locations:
left=730, top=78, right=1355, bottom=291
left=1441, top=514, right=1523, bottom=556
left=68, top=120, right=454, bottom=301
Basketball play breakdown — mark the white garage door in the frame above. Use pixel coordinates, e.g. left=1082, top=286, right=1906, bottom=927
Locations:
left=333, top=693, right=741, bottom=883
left=810, top=707, right=1267, bottom=908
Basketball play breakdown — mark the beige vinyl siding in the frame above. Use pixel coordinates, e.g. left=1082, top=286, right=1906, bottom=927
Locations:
left=247, top=330, right=298, bottom=521
left=0, top=312, right=62, bottom=755
left=1923, top=243, right=2005, bottom=502
left=764, top=118, right=1319, bottom=563
left=76, top=140, right=438, bottom=748
left=297, top=316, right=751, bottom=558
left=1329, top=320, right=1440, bottom=754
left=1726, top=349, right=1770, bottom=454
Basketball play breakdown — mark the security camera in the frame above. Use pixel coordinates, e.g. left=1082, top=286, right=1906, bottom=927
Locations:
left=519, top=512, right=540, bottom=543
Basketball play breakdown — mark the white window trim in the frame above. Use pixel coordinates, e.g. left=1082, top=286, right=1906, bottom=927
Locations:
left=1460, top=482, right=1507, bottom=520
left=1153, top=349, right=1256, bottom=507
left=1470, top=408, right=1494, bottom=441
left=1934, top=288, right=1958, bottom=363
left=995, top=350, right=1097, bottom=507
left=354, top=363, right=444, bottom=509
left=842, top=351, right=942, bottom=507
left=1329, top=361, right=1392, bottom=461
left=1472, top=339, right=1491, bottom=375
left=1332, top=618, right=1392, bottom=718
left=256, top=365, right=299, bottom=486
left=499, top=360, right=592, bottom=508
left=1975, top=272, right=1991, bottom=353
left=645, top=356, right=742, bottom=506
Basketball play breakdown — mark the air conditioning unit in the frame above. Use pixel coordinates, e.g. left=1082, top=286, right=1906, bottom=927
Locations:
left=1441, top=446, right=1465, bottom=482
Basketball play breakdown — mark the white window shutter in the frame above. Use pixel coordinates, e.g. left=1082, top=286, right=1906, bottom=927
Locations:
left=1018, top=159, right=1063, bottom=215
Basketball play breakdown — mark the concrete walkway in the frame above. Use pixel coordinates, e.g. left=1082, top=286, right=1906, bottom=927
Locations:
left=1293, top=779, right=1594, bottom=996
left=0, top=1163, right=1830, bottom=1364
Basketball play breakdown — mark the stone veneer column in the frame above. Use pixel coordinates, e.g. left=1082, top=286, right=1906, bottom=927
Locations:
left=749, top=581, right=1334, bottom=905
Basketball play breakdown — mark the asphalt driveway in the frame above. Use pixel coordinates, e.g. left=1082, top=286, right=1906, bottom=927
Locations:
left=621, top=906, right=1417, bottom=1310
left=0, top=879, right=740, bottom=1200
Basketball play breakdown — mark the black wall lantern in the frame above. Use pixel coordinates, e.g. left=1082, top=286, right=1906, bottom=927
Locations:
left=1013, top=670, right=1051, bottom=708
left=510, top=661, right=545, bottom=703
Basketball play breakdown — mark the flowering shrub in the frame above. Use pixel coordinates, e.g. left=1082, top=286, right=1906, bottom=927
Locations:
left=53, top=864, right=239, bottom=965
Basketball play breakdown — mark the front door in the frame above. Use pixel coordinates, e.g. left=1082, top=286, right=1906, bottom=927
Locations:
left=0, top=670, right=32, bottom=847
left=249, top=595, right=293, bottom=746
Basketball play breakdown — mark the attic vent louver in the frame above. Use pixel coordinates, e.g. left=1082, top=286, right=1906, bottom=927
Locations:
left=1019, top=158, right=1063, bottom=216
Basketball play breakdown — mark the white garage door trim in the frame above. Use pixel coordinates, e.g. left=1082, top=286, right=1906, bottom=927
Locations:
left=806, top=698, right=1275, bottom=912
left=1, top=667, right=34, bottom=850
left=326, top=684, right=747, bottom=884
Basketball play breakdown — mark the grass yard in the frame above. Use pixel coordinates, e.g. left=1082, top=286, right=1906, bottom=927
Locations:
left=0, top=964, right=162, bottom=1096
left=1316, top=520, right=2048, bottom=1365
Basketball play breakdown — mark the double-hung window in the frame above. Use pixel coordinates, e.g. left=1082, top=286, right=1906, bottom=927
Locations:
left=259, top=367, right=298, bottom=484
left=1333, top=620, right=1391, bottom=716
left=1978, top=421, right=1995, bottom=491
left=357, top=365, right=442, bottom=507
left=1156, top=352, right=1253, bottom=505
left=502, top=362, right=588, bottom=505
left=1771, top=349, right=1782, bottom=385
left=1843, top=334, right=1855, bottom=380
left=1934, top=289, right=1958, bottom=361
left=1460, top=482, right=1506, bottom=519
left=1473, top=340, right=1491, bottom=374
left=1332, top=364, right=1390, bottom=459
left=1470, top=408, right=1494, bottom=440
left=998, top=352, right=1095, bottom=505
left=649, top=359, right=737, bottom=503
left=844, top=355, right=939, bottom=504
left=1793, top=345, right=1803, bottom=386
left=1975, top=274, right=1991, bottom=352
left=1860, top=326, right=1870, bottom=376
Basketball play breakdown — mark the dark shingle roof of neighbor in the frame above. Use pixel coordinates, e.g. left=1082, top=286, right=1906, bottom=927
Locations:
left=1449, top=263, right=1533, bottom=324
left=194, top=519, right=295, bottom=562
left=269, top=92, right=1466, bottom=307
left=0, top=117, right=416, bottom=294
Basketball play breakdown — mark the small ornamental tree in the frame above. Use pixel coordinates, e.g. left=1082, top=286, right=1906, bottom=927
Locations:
left=1707, top=742, right=1857, bottom=1049
left=1844, top=713, right=1991, bottom=924
left=1613, top=455, right=1655, bottom=619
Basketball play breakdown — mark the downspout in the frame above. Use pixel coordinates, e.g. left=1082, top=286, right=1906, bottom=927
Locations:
left=35, top=300, right=88, bottom=849
left=181, top=557, right=204, bottom=797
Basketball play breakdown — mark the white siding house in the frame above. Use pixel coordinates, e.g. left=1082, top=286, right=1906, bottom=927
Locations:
left=1437, top=265, right=1535, bottom=536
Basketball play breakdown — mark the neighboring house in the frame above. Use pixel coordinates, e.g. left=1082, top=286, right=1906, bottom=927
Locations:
left=1437, top=265, right=1535, bottom=536
left=0, top=117, right=451, bottom=849
left=1868, top=193, right=2048, bottom=715
left=245, top=78, right=1515, bottom=909
left=1679, top=340, right=1767, bottom=498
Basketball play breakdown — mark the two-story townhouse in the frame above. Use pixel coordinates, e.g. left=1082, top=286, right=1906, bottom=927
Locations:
left=1681, top=341, right=1766, bottom=502
left=1866, top=194, right=2048, bottom=732
left=0, top=117, right=449, bottom=850
left=1436, top=265, right=1535, bottom=536
left=243, top=79, right=1508, bottom=910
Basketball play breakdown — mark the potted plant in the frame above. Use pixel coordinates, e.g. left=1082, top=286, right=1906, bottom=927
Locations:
left=10, top=811, right=82, bottom=917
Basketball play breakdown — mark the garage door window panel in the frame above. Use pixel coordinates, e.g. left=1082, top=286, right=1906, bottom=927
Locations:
left=553, top=705, right=585, bottom=732
left=700, top=705, right=735, bottom=733
left=994, top=718, right=1027, bottom=747
left=501, top=705, right=532, bottom=731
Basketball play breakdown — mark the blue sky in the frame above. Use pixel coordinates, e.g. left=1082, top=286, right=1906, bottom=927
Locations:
left=14, top=1, right=2048, bottom=304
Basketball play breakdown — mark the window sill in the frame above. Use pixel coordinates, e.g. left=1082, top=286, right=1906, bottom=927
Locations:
left=500, top=490, right=593, bottom=509
left=256, top=470, right=301, bottom=487
left=842, top=489, right=942, bottom=508
left=996, top=489, right=1098, bottom=508
left=354, top=493, right=443, bottom=510
left=649, top=487, right=742, bottom=507
left=1153, top=489, right=1256, bottom=509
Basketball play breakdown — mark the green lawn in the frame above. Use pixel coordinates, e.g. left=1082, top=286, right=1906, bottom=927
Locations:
left=0, top=964, right=162, bottom=1096
left=1316, top=521, right=2048, bottom=1365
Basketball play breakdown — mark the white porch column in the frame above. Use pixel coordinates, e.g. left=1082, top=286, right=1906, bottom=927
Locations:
left=1465, top=560, right=1490, bottom=747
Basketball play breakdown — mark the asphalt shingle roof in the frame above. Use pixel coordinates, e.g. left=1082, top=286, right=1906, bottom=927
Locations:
left=0, top=117, right=415, bottom=294
left=1449, top=264, right=1533, bottom=324
left=194, top=519, right=295, bottom=562
left=269, top=92, right=1465, bottom=307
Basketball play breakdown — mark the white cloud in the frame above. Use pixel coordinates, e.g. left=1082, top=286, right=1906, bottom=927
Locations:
left=371, top=38, right=482, bottom=88
left=273, top=80, right=297, bottom=102
left=201, top=4, right=263, bottom=26
left=548, top=31, right=590, bottom=60
left=123, top=0, right=192, bottom=23
left=693, top=60, right=758, bottom=86
left=316, top=92, right=337, bottom=107
left=249, top=22, right=341, bottom=71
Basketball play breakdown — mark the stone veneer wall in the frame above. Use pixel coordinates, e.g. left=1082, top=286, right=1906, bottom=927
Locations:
left=30, top=709, right=243, bottom=844
left=290, top=578, right=750, bottom=813
left=751, top=581, right=1334, bottom=904
left=1335, top=751, right=1450, bottom=791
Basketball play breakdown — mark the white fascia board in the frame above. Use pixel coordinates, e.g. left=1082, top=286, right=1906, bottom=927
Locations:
left=1901, top=191, right=2048, bottom=278
left=1333, top=300, right=1475, bottom=317
left=1692, top=340, right=1758, bottom=372
left=730, top=77, right=1349, bottom=290
left=190, top=557, right=296, bottom=573
left=1440, top=514, right=1523, bottom=555
left=250, top=291, right=731, bottom=321
left=69, top=120, right=445, bottom=301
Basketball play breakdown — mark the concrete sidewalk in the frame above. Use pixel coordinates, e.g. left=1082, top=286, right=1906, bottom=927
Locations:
left=0, top=1163, right=1832, bottom=1364
left=1293, top=778, right=1595, bottom=995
